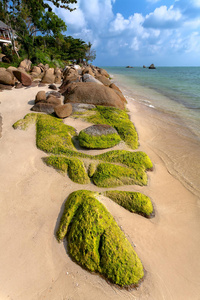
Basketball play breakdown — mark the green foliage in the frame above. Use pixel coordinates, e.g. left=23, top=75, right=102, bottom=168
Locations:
left=1, top=0, right=90, bottom=62
left=44, top=156, right=90, bottom=184
left=56, top=190, right=144, bottom=287
left=83, top=106, right=139, bottom=149
left=36, top=114, right=77, bottom=154
left=104, top=191, right=154, bottom=218
left=78, top=130, right=121, bottom=149
left=92, top=163, right=147, bottom=188
left=31, top=49, right=51, bottom=65
left=12, top=113, right=37, bottom=130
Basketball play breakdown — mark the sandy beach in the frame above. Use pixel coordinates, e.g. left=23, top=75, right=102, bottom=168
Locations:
left=0, top=83, right=200, bottom=300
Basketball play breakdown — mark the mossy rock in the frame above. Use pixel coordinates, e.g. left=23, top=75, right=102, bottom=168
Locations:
left=36, top=114, right=77, bottom=153
left=95, top=150, right=153, bottom=170
left=57, top=190, right=144, bottom=287
left=92, top=163, right=147, bottom=188
left=13, top=113, right=37, bottom=130
left=78, top=124, right=121, bottom=149
left=88, top=163, right=96, bottom=177
left=75, top=106, right=139, bottom=149
left=13, top=114, right=153, bottom=188
left=44, top=155, right=90, bottom=184
left=104, top=190, right=154, bottom=218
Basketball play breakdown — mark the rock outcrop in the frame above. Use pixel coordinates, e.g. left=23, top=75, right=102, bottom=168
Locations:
left=149, top=64, right=156, bottom=69
left=63, top=82, right=125, bottom=110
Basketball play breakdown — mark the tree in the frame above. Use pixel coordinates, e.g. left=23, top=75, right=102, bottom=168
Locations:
left=85, top=42, right=96, bottom=64
left=0, top=0, right=77, bottom=58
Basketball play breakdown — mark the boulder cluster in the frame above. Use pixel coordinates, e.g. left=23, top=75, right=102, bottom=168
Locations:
left=0, top=59, right=126, bottom=117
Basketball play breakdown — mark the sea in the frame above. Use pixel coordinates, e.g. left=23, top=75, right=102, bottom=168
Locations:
left=104, top=66, right=200, bottom=198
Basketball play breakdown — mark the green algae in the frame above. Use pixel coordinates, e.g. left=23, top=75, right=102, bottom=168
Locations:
left=78, top=130, right=121, bottom=149
left=36, top=114, right=77, bottom=153
left=13, top=114, right=153, bottom=187
left=104, top=190, right=154, bottom=218
left=75, top=106, right=139, bottom=149
left=44, top=155, right=90, bottom=184
left=95, top=150, right=153, bottom=170
left=92, top=163, right=147, bottom=187
left=57, top=190, right=144, bottom=287
left=13, top=113, right=37, bottom=130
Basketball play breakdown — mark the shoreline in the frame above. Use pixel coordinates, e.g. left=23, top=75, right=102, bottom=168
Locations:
left=111, top=74, right=200, bottom=199
left=0, top=73, right=200, bottom=299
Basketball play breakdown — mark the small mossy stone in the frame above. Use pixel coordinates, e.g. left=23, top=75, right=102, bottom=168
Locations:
left=79, top=124, right=121, bottom=149
left=12, top=113, right=37, bottom=130
left=56, top=190, right=144, bottom=287
left=104, top=190, right=154, bottom=218
left=92, top=163, right=147, bottom=188
left=44, top=155, right=90, bottom=184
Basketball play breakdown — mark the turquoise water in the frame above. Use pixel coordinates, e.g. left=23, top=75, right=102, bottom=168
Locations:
left=104, top=67, right=200, bottom=141
left=103, top=66, right=200, bottom=197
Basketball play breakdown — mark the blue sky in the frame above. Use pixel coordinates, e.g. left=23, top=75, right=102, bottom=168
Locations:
left=52, top=0, right=200, bottom=66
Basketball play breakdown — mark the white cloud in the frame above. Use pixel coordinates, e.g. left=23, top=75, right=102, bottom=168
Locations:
left=53, top=0, right=200, bottom=66
left=144, top=5, right=182, bottom=28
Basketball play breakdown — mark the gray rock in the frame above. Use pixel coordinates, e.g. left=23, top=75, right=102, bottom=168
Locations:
left=82, top=74, right=103, bottom=85
left=83, top=124, right=118, bottom=136
left=71, top=103, right=96, bottom=113
left=31, top=103, right=56, bottom=114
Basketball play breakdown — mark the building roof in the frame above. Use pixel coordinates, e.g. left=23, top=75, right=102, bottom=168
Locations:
left=0, top=20, right=10, bottom=30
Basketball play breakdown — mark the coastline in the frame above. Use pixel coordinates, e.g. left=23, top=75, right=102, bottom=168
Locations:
left=0, top=74, right=200, bottom=299
left=110, top=73, right=200, bottom=199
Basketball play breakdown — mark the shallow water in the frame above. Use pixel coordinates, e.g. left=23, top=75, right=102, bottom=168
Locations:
left=104, top=67, right=200, bottom=198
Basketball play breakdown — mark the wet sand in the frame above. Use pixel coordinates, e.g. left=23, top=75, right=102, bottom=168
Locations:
left=0, top=84, right=200, bottom=300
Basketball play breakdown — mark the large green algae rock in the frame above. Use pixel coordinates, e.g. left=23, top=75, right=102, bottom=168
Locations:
left=75, top=105, right=139, bottom=149
left=105, top=190, right=154, bottom=218
left=36, top=114, right=77, bottom=153
left=57, top=190, right=144, bottom=287
left=78, top=124, right=121, bottom=149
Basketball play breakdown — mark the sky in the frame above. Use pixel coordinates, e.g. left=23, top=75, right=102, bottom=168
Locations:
left=52, top=0, right=200, bottom=66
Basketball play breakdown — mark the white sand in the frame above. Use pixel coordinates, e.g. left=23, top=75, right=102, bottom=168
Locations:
left=0, top=86, right=200, bottom=300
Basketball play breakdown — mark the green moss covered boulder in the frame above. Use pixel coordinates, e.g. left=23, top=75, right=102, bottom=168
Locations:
left=105, top=190, right=154, bottom=218
left=78, top=124, right=121, bottom=149
left=57, top=190, right=144, bottom=287
left=92, top=163, right=147, bottom=187
left=44, top=155, right=90, bottom=184
left=79, top=106, right=139, bottom=149
left=36, top=114, right=77, bottom=153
